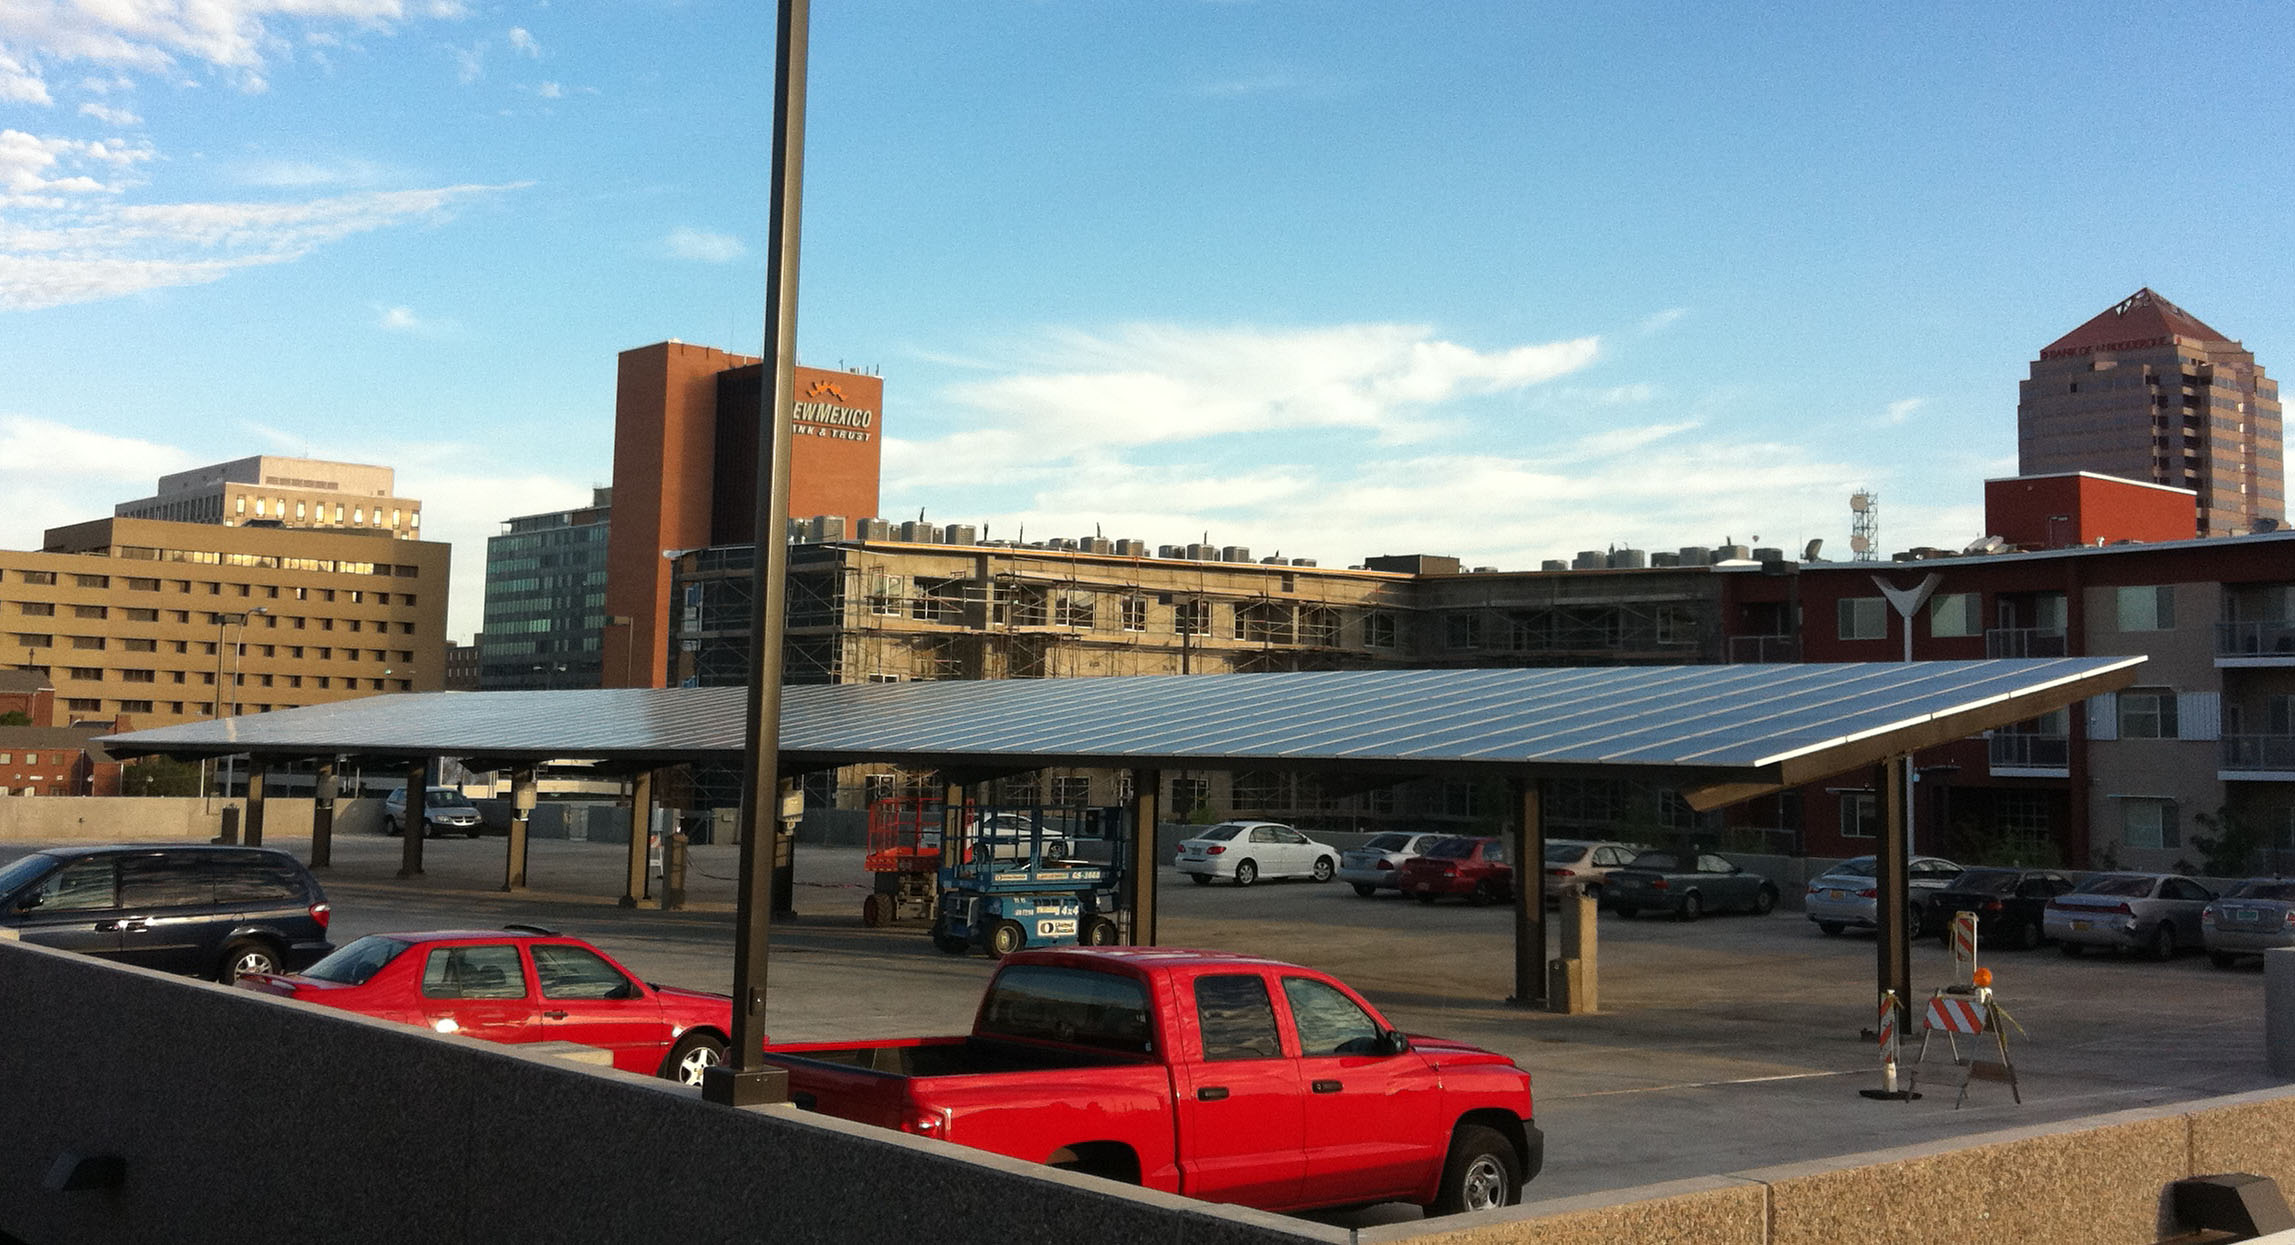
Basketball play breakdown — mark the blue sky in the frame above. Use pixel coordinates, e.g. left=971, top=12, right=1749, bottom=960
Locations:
left=3, top=1, right=2290, bottom=643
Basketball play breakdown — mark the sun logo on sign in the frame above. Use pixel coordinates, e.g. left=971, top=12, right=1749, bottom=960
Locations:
left=805, top=380, right=847, bottom=404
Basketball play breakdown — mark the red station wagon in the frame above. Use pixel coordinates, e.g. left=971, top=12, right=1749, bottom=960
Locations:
left=1398, top=836, right=1513, bottom=906
left=239, top=927, right=741, bottom=1083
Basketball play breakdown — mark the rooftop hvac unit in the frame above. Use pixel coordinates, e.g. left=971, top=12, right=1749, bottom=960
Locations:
left=1651, top=551, right=1681, bottom=567
left=1158, top=544, right=1184, bottom=559
left=1291, top=557, right=1316, bottom=567
left=1752, top=547, right=1783, bottom=562
left=898, top=521, right=940, bottom=544
left=1114, top=538, right=1147, bottom=556
left=1541, top=559, right=1569, bottom=572
left=1572, top=550, right=1605, bottom=570
left=1607, top=548, right=1647, bottom=569
left=1079, top=537, right=1112, bottom=554
left=1472, top=566, right=1500, bottom=574
left=1714, top=544, right=1749, bottom=561
left=1222, top=546, right=1251, bottom=562
left=811, top=515, right=848, bottom=542
left=858, top=518, right=892, bottom=542
left=1676, top=546, right=1711, bottom=566
left=942, top=524, right=977, bottom=546
left=1186, top=543, right=1214, bottom=560
left=785, top=518, right=808, bottom=542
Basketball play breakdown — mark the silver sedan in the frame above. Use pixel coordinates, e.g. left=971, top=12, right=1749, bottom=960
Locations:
left=2202, top=878, right=2295, bottom=968
left=1338, top=831, right=1445, bottom=897
left=2044, top=872, right=2217, bottom=959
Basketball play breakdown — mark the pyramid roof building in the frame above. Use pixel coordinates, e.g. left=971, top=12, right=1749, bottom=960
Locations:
left=2039, top=288, right=2234, bottom=360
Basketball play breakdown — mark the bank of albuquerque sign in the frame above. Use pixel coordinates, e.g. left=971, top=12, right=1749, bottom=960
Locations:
left=794, top=379, right=875, bottom=442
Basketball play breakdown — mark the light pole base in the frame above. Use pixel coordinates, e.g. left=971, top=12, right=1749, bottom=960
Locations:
left=701, top=1065, right=790, bottom=1107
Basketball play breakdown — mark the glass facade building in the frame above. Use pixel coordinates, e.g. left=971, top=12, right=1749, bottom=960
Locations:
left=478, top=488, right=613, bottom=690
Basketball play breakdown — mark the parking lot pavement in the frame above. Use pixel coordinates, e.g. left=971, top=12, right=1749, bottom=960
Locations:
left=11, top=832, right=2284, bottom=1218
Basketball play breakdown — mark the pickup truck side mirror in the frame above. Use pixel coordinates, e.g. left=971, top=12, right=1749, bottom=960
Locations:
left=1375, top=1029, right=1411, bottom=1056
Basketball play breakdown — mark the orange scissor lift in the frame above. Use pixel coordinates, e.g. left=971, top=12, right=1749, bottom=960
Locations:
left=861, top=796, right=952, bottom=926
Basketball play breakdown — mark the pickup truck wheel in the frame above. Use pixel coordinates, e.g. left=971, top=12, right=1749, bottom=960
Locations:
left=663, top=1031, right=726, bottom=1085
left=988, top=920, right=1026, bottom=959
left=1311, top=856, right=1335, bottom=883
left=1431, top=1124, right=1520, bottom=1216
left=1232, top=860, right=1258, bottom=887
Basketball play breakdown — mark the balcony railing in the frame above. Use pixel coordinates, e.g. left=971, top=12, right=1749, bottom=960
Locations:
left=1727, top=634, right=1799, bottom=664
left=1985, top=627, right=2068, bottom=659
left=1989, top=734, right=2070, bottom=770
left=2216, top=620, right=2295, bottom=658
left=2222, top=734, right=2295, bottom=771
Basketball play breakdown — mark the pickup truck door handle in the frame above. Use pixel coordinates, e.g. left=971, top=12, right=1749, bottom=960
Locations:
left=542, top=1010, right=569, bottom=1020
left=1196, top=1087, right=1229, bottom=1102
left=1311, top=1079, right=1342, bottom=1094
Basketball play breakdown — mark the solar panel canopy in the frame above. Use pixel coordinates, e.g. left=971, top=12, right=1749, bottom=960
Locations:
left=104, top=658, right=2141, bottom=809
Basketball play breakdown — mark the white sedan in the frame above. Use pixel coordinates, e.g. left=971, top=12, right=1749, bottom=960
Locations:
left=1175, top=821, right=1340, bottom=887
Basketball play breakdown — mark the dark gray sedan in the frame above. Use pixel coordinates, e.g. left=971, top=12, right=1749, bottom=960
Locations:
left=1607, top=851, right=1778, bottom=922
left=2202, top=878, right=2295, bottom=968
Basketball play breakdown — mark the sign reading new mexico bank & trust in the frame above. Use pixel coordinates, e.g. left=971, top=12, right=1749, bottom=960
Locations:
left=792, top=378, right=876, bottom=443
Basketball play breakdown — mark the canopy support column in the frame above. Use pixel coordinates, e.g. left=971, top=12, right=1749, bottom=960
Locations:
left=243, top=761, right=268, bottom=847
left=1877, top=756, right=1913, bottom=1033
left=1128, top=768, right=1161, bottom=945
left=1510, top=776, right=1548, bottom=1009
left=310, top=759, right=336, bottom=868
left=622, top=768, right=655, bottom=908
left=503, top=766, right=535, bottom=892
left=397, top=760, right=426, bottom=878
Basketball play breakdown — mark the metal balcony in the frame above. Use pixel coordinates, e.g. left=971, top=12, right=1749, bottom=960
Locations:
left=1985, top=628, right=2067, bottom=659
left=1726, top=634, right=1799, bottom=664
left=2216, top=620, right=2295, bottom=662
left=1989, top=734, right=2070, bottom=771
left=2222, top=734, right=2295, bottom=773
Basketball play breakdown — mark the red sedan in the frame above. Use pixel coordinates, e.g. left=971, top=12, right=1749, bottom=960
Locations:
left=1397, top=836, right=1514, bottom=905
left=237, top=927, right=740, bottom=1083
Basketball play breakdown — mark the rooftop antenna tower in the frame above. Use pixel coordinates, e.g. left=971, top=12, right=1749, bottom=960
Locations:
left=1850, top=489, right=1879, bottom=562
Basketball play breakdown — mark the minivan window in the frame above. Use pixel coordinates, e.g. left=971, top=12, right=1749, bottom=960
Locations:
left=23, top=858, right=117, bottom=912
left=210, top=858, right=305, bottom=903
left=120, top=855, right=215, bottom=908
left=0, top=853, right=58, bottom=900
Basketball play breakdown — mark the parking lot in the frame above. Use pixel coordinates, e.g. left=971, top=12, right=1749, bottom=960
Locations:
left=8, top=831, right=2283, bottom=1223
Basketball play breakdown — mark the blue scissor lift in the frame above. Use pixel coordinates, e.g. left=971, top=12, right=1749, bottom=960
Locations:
left=929, top=804, right=1128, bottom=958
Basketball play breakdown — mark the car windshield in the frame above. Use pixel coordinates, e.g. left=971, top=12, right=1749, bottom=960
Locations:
left=1543, top=843, right=1589, bottom=863
left=1627, top=852, right=1680, bottom=871
left=2231, top=881, right=2295, bottom=901
left=428, top=789, right=475, bottom=809
left=1823, top=857, right=1878, bottom=878
left=1193, top=825, right=1243, bottom=842
left=1362, top=833, right=1415, bottom=852
left=1945, top=869, right=2020, bottom=895
left=300, top=935, right=411, bottom=985
left=2074, top=875, right=2158, bottom=897
left=1425, top=838, right=1481, bottom=860
left=0, top=852, right=59, bottom=898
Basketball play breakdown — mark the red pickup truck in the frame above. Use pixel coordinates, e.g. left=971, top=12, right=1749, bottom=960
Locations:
left=761, top=947, right=1542, bottom=1216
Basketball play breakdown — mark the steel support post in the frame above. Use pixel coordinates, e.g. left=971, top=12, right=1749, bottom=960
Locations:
left=310, top=760, right=335, bottom=868
left=397, top=760, right=426, bottom=878
left=1876, top=757, right=1913, bottom=1032
left=702, top=0, right=807, bottom=1111
left=504, top=766, right=535, bottom=892
left=1510, top=777, right=1548, bottom=1008
left=243, top=761, right=267, bottom=847
left=622, top=769, right=654, bottom=908
left=1128, top=768, right=1161, bottom=945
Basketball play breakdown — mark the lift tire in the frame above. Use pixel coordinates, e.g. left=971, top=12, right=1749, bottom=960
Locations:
left=988, top=920, right=1027, bottom=959
left=861, top=893, right=892, bottom=927
left=1083, top=917, right=1118, bottom=946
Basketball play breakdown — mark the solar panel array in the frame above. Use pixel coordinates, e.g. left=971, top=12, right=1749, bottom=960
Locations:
left=105, top=658, right=2140, bottom=784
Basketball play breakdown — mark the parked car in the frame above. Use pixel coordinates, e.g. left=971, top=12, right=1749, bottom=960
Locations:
left=2046, top=872, right=2217, bottom=960
left=1398, top=836, right=1513, bottom=905
left=1926, top=867, right=2074, bottom=951
left=1804, top=854, right=1966, bottom=937
left=759, top=947, right=1542, bottom=1216
left=0, top=843, right=333, bottom=983
left=382, top=785, right=486, bottom=837
left=1175, top=821, right=1339, bottom=887
left=1541, top=839, right=1646, bottom=904
left=1606, top=851, right=1778, bottom=921
left=238, top=927, right=739, bottom=1083
left=1339, top=831, right=1445, bottom=896
left=2202, top=879, right=2295, bottom=968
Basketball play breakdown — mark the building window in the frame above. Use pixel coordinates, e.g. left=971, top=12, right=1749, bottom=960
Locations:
left=2116, top=585, right=2176, bottom=632
left=868, top=573, right=903, bottom=616
left=1839, top=791, right=1878, bottom=838
left=2121, top=799, right=2179, bottom=850
left=1365, top=611, right=1396, bottom=649
left=2118, top=688, right=2179, bottom=739
left=1928, top=593, right=1980, bottom=638
left=1050, top=776, right=1093, bottom=806
left=1054, top=592, right=1095, bottom=629
left=1445, top=613, right=1484, bottom=650
left=1174, top=600, right=1210, bottom=636
left=1120, top=595, right=1146, bottom=632
left=1838, top=598, right=1888, bottom=641
left=1170, top=777, right=1210, bottom=819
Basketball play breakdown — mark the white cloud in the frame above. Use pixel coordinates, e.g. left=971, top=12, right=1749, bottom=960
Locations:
left=1639, top=307, right=1689, bottom=335
left=0, top=415, right=197, bottom=550
left=77, top=101, right=142, bottom=126
left=0, top=0, right=471, bottom=97
left=932, top=322, right=1599, bottom=455
left=450, top=42, right=485, bottom=83
left=375, top=303, right=454, bottom=336
left=664, top=226, right=745, bottom=263
left=1883, top=398, right=1924, bottom=425
left=535, top=80, right=561, bottom=98
left=0, top=181, right=527, bottom=311
left=508, top=27, right=541, bottom=57
left=0, top=129, right=153, bottom=197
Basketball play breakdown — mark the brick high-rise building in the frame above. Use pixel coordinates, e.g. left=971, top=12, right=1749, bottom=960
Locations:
left=2018, top=288, right=2283, bottom=537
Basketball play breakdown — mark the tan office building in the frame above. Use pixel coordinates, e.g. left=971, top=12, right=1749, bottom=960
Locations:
left=0, top=518, right=449, bottom=727
left=2018, top=288, right=2283, bottom=537
left=113, top=455, right=426, bottom=540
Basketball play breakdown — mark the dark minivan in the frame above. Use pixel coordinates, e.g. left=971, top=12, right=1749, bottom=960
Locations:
left=0, top=844, right=334, bottom=983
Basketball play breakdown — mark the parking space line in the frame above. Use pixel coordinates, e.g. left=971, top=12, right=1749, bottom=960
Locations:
left=1552, top=1069, right=1864, bottom=1099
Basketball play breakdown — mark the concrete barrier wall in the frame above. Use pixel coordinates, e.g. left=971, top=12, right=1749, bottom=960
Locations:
left=0, top=938, right=1335, bottom=1245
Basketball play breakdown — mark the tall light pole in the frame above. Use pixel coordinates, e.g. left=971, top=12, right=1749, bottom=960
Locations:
left=210, top=607, right=267, bottom=804
left=704, top=0, right=807, bottom=1109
